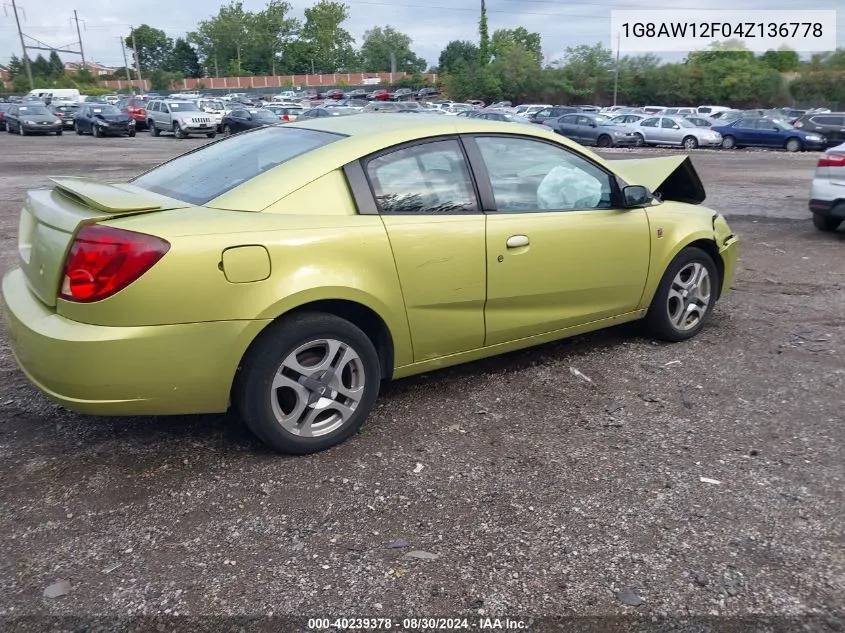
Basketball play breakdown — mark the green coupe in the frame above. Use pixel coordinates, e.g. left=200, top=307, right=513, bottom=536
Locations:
left=1, top=115, right=738, bottom=454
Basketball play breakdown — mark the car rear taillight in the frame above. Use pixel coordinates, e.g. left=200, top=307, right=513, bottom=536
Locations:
left=793, top=121, right=803, bottom=128
left=59, top=225, right=170, bottom=303
left=282, top=114, right=290, bottom=121
left=818, top=153, right=845, bottom=168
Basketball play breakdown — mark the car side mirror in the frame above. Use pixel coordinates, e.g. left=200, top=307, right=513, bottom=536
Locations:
left=589, top=122, right=597, bottom=127
left=622, top=185, right=654, bottom=207
left=673, top=125, right=680, bottom=129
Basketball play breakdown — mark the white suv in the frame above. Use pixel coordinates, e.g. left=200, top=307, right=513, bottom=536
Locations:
left=809, top=142, right=845, bottom=232
left=146, top=99, right=216, bottom=139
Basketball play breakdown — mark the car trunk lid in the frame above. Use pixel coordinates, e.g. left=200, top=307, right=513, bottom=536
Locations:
left=18, top=176, right=192, bottom=307
left=610, top=155, right=706, bottom=205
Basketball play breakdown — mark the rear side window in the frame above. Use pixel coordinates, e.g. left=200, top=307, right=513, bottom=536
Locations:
left=811, top=115, right=844, bottom=126
left=132, top=126, right=345, bottom=205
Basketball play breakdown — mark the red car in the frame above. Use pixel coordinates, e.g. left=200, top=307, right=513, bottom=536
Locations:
left=367, top=89, right=391, bottom=101
left=119, top=97, right=149, bottom=130
left=322, top=89, right=345, bottom=100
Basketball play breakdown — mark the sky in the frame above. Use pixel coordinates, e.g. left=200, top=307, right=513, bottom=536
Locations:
left=0, top=0, right=842, bottom=71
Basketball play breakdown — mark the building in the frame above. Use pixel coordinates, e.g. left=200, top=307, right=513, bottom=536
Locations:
left=64, top=61, right=117, bottom=76
left=0, top=64, right=10, bottom=89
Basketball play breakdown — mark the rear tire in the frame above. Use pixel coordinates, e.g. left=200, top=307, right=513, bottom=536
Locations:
left=721, top=135, right=735, bottom=149
left=149, top=121, right=160, bottom=137
left=812, top=213, right=842, bottom=232
left=235, top=312, right=381, bottom=455
left=645, top=247, right=719, bottom=342
left=75, top=123, right=83, bottom=135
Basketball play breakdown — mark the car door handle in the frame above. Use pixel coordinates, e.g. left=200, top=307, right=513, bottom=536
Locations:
left=506, top=235, right=530, bottom=248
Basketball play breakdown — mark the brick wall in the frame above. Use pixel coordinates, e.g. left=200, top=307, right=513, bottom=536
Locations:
left=97, top=72, right=438, bottom=92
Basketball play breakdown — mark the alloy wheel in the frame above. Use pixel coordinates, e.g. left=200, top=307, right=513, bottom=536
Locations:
left=269, top=338, right=366, bottom=438
left=666, top=262, right=711, bottom=331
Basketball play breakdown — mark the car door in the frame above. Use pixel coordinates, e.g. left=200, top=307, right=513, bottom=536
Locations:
left=637, top=117, right=660, bottom=143
left=730, top=118, right=759, bottom=146
left=468, top=134, right=650, bottom=345
left=660, top=117, right=682, bottom=145
left=555, top=114, right=580, bottom=139
left=7, top=106, right=18, bottom=131
left=360, top=137, right=487, bottom=361
left=578, top=115, right=600, bottom=144
left=754, top=119, right=782, bottom=147
left=817, top=115, right=845, bottom=146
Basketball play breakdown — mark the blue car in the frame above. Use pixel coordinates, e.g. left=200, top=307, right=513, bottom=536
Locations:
left=73, top=103, right=136, bottom=137
left=713, top=117, right=826, bottom=152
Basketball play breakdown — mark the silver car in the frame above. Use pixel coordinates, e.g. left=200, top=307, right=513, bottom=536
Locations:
left=809, top=141, right=845, bottom=232
left=632, top=115, right=722, bottom=149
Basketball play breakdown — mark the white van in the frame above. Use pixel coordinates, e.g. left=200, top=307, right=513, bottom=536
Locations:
left=27, top=88, right=81, bottom=103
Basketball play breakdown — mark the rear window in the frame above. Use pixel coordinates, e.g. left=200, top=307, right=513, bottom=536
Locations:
left=131, top=126, right=345, bottom=205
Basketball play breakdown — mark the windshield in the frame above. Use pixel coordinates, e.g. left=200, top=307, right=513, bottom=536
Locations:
left=54, top=105, right=78, bottom=112
left=132, top=126, right=344, bottom=205
left=91, top=105, right=120, bottom=115
left=202, top=100, right=224, bottom=109
left=167, top=101, right=200, bottom=112
left=19, top=105, right=51, bottom=116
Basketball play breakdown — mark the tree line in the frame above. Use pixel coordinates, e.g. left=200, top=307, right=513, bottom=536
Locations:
left=4, top=0, right=844, bottom=106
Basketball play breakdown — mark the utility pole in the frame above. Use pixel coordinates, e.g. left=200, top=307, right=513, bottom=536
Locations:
left=73, top=9, right=85, bottom=67
left=10, top=0, right=33, bottom=89
left=119, top=36, right=131, bottom=83
left=613, top=32, right=620, bottom=107
left=130, top=27, right=143, bottom=89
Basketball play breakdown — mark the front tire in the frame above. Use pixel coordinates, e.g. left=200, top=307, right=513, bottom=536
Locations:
left=682, top=135, right=698, bottom=150
left=597, top=134, right=612, bottom=148
left=645, top=247, right=719, bottom=342
left=633, top=132, right=644, bottom=147
left=206, top=132, right=216, bottom=139
left=174, top=122, right=187, bottom=139
left=785, top=137, right=802, bottom=153
left=93, top=125, right=102, bottom=138
left=235, top=312, right=381, bottom=454
left=56, top=129, right=62, bottom=136
left=812, top=213, right=842, bottom=232
left=223, top=125, right=232, bottom=136
left=19, top=124, right=26, bottom=136
left=128, top=130, right=136, bottom=137
left=721, top=135, right=736, bottom=149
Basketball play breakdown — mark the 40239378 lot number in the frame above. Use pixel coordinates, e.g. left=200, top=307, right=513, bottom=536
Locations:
left=306, top=617, right=529, bottom=629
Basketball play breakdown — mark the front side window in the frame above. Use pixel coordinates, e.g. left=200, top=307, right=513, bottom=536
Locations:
left=365, top=139, right=478, bottom=215
left=640, top=117, right=659, bottom=127
left=132, top=126, right=344, bottom=205
left=475, top=136, right=613, bottom=212
left=661, top=118, right=679, bottom=129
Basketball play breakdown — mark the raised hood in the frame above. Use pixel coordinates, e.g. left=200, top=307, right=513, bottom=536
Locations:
left=610, top=155, right=706, bottom=205
left=17, top=177, right=192, bottom=307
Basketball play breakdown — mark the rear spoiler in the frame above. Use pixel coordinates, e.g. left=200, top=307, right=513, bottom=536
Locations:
left=610, top=155, right=706, bottom=205
left=49, top=176, right=188, bottom=213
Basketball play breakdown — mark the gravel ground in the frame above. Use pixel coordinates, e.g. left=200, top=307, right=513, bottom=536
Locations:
left=0, top=133, right=842, bottom=630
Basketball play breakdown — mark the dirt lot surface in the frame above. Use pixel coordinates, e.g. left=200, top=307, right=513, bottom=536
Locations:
left=0, top=132, right=842, bottom=628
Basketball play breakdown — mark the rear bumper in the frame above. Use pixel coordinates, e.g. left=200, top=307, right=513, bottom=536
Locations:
left=1, top=268, right=270, bottom=416
left=809, top=199, right=845, bottom=218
